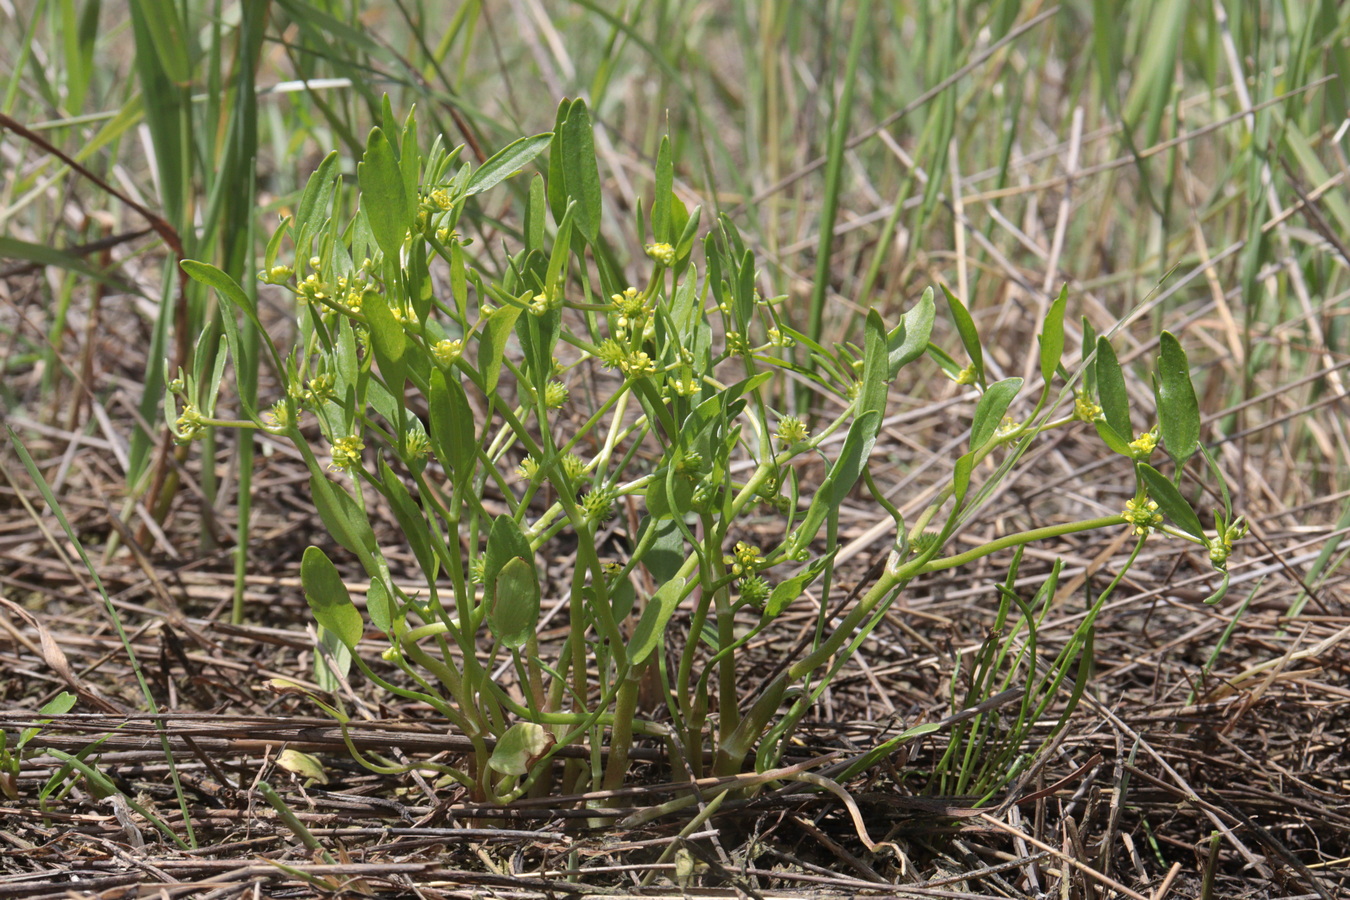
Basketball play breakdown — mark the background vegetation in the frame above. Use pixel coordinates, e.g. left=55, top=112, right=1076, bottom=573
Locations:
left=1, top=1, right=1347, bottom=897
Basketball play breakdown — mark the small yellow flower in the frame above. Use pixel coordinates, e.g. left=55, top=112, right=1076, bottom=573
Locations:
left=174, top=404, right=206, bottom=444
left=1129, top=429, right=1158, bottom=459
left=619, top=350, right=656, bottom=378
left=330, top=435, right=365, bottom=471
left=645, top=242, right=676, bottom=266
left=516, top=456, right=540, bottom=480
left=954, top=363, right=978, bottom=386
left=1122, top=496, right=1162, bottom=536
left=433, top=339, right=464, bottom=365
left=1073, top=391, right=1102, bottom=422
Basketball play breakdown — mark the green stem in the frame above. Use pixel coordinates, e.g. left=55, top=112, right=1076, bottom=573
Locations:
left=919, top=516, right=1126, bottom=573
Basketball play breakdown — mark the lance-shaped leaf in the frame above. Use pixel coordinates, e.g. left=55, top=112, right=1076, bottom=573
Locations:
left=479, top=301, right=524, bottom=394
left=763, top=552, right=834, bottom=620
left=1137, top=463, right=1206, bottom=541
left=1094, top=336, right=1131, bottom=441
left=628, top=577, right=688, bottom=666
left=652, top=135, right=674, bottom=243
left=860, top=309, right=888, bottom=428
left=309, top=475, right=379, bottom=565
left=1156, top=331, right=1200, bottom=468
left=428, top=369, right=477, bottom=490
left=358, top=127, right=410, bottom=261
left=377, top=459, right=437, bottom=584
left=361, top=290, right=407, bottom=399
left=466, top=132, right=552, bottom=196
left=560, top=99, right=602, bottom=242
left=941, top=284, right=985, bottom=387
left=793, top=411, right=880, bottom=552
left=1039, top=285, right=1068, bottom=395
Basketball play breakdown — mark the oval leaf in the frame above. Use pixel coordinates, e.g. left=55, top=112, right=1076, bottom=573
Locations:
left=1156, top=331, right=1200, bottom=468
left=301, top=546, right=364, bottom=650
left=888, top=286, right=936, bottom=377
left=970, top=377, right=1023, bottom=451
left=489, top=722, right=551, bottom=776
left=489, top=556, right=541, bottom=650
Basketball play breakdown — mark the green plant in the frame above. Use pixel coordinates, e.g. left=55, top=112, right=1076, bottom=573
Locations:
left=0, top=691, right=75, bottom=802
left=180, top=99, right=1237, bottom=803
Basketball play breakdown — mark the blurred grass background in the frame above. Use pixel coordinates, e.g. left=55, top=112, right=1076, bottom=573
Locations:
left=2, top=0, right=1348, bottom=584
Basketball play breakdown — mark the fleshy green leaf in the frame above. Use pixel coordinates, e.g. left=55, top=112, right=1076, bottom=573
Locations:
left=794, top=410, right=879, bottom=551
left=1039, top=285, right=1068, bottom=394
left=490, top=556, right=541, bottom=650
left=358, top=127, right=410, bottom=261
left=1094, top=419, right=1134, bottom=457
left=970, top=377, right=1023, bottom=451
left=763, top=553, right=833, bottom=620
left=309, top=475, right=379, bottom=564
left=489, top=722, right=550, bottom=776
left=367, top=577, right=392, bottom=634
left=560, top=99, right=602, bottom=242
left=479, top=302, right=524, bottom=394
left=301, top=546, right=364, bottom=650
left=467, top=132, right=552, bottom=196
left=953, top=452, right=974, bottom=504
left=1094, top=336, right=1131, bottom=441
left=1138, top=463, right=1206, bottom=540
left=484, top=516, right=534, bottom=619
left=181, top=259, right=262, bottom=331
left=940, top=284, right=985, bottom=387
left=628, top=577, right=687, bottom=666
left=377, top=460, right=437, bottom=584
left=888, top=287, right=936, bottom=377
left=361, top=289, right=407, bottom=399
left=1156, top=331, right=1200, bottom=468
left=652, top=135, right=673, bottom=243
left=860, top=309, right=888, bottom=429
left=294, top=151, right=340, bottom=253
left=428, top=369, right=477, bottom=490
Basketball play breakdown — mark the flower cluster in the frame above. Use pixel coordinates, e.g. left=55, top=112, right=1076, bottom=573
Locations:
left=645, top=242, right=675, bottom=266
left=330, top=434, right=365, bottom=471
left=1129, top=429, right=1158, bottom=460
left=776, top=415, right=809, bottom=444
left=581, top=486, right=617, bottom=522
left=1073, top=390, right=1102, bottom=422
left=723, top=541, right=764, bottom=577
left=1209, top=516, right=1248, bottom=566
left=174, top=404, right=206, bottom=444
left=433, top=339, right=464, bottom=365
left=1122, top=496, right=1163, bottom=536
